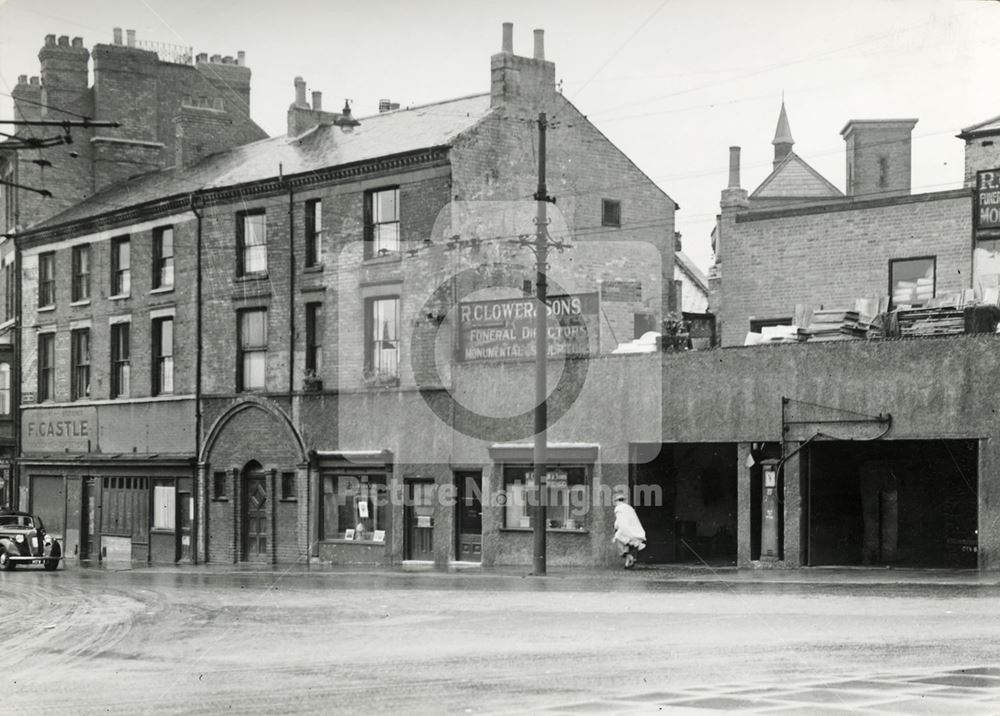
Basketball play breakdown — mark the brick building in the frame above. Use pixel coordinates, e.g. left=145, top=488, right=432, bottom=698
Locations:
left=711, top=103, right=984, bottom=347
left=684, top=102, right=1000, bottom=572
left=13, top=24, right=678, bottom=567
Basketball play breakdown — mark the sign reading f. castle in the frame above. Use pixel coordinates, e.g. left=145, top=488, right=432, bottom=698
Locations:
left=458, top=293, right=599, bottom=361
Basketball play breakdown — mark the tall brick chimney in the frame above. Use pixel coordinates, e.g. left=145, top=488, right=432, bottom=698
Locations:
left=490, top=23, right=556, bottom=109
left=38, top=32, right=91, bottom=119
left=841, top=119, right=918, bottom=197
left=286, top=77, right=344, bottom=136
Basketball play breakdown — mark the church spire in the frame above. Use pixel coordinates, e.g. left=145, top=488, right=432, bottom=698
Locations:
left=772, top=99, right=794, bottom=168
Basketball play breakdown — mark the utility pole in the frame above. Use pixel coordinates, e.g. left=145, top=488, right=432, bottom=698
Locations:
left=532, top=111, right=551, bottom=575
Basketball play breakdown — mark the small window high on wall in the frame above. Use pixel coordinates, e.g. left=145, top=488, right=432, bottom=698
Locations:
left=890, top=256, right=935, bottom=308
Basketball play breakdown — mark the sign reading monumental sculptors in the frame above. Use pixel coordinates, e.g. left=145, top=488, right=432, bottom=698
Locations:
left=22, top=406, right=97, bottom=453
left=976, top=169, right=1000, bottom=234
left=458, top=292, right=599, bottom=361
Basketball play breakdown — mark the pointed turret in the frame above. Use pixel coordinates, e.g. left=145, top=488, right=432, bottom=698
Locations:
left=772, top=101, right=794, bottom=168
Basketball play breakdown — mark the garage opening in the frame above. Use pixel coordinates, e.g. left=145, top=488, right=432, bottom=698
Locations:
left=804, top=440, right=977, bottom=568
left=630, top=443, right=738, bottom=566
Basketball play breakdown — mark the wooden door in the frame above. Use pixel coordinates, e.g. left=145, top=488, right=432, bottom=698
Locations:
left=243, top=473, right=268, bottom=562
left=405, top=481, right=434, bottom=561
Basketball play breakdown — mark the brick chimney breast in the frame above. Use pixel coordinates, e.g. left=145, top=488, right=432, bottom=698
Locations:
left=490, top=23, right=556, bottom=109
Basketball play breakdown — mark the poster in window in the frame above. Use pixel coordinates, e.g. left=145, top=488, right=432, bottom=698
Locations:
left=344, top=528, right=355, bottom=540
left=372, top=530, right=385, bottom=543
left=357, top=499, right=369, bottom=519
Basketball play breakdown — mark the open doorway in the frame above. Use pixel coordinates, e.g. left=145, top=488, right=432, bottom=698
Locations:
left=630, top=443, right=738, bottom=566
left=805, top=440, right=977, bottom=568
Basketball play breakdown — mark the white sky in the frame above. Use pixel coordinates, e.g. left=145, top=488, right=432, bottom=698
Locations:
left=2, top=0, right=999, bottom=273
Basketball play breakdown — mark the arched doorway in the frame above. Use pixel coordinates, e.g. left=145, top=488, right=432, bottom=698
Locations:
left=242, top=461, right=269, bottom=562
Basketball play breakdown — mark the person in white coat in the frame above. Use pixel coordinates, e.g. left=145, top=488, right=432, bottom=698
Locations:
left=612, top=494, right=646, bottom=568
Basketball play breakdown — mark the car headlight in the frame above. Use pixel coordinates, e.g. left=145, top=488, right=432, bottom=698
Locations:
left=14, top=534, right=24, bottom=544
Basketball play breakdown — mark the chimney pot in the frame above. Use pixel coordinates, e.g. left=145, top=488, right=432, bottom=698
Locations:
left=294, top=76, right=307, bottom=107
left=45, top=34, right=57, bottom=47
left=126, top=29, right=135, bottom=47
left=71, top=37, right=83, bottom=48
left=58, top=35, right=69, bottom=47
left=533, top=29, right=544, bottom=60
left=210, top=54, right=221, bottom=63
left=223, top=55, right=233, bottom=64
left=728, top=146, right=741, bottom=189
left=502, top=22, right=513, bottom=53
left=30, top=76, right=39, bottom=86
left=237, top=50, right=246, bottom=66
left=379, top=99, right=391, bottom=113
left=112, top=28, right=122, bottom=45
left=196, top=52, right=208, bottom=63
left=17, top=75, right=27, bottom=85
left=312, top=91, right=322, bottom=111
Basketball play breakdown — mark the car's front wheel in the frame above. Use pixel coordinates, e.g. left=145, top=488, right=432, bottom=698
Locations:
left=0, top=551, right=16, bottom=571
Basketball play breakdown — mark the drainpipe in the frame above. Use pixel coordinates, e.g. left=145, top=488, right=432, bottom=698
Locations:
left=12, top=238, right=21, bottom=511
left=189, top=191, right=204, bottom=563
left=287, top=175, right=296, bottom=397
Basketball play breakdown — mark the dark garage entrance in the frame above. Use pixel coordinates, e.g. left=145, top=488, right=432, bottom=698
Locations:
left=804, top=440, right=977, bottom=568
left=630, top=443, right=738, bottom=566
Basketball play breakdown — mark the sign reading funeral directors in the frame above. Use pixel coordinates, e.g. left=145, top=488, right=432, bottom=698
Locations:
left=458, top=292, right=599, bottom=361
left=976, top=168, right=1000, bottom=234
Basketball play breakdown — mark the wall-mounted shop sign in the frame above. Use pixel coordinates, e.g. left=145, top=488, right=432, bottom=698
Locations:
left=458, top=292, right=599, bottom=361
left=976, top=169, right=1000, bottom=235
left=22, top=406, right=97, bottom=453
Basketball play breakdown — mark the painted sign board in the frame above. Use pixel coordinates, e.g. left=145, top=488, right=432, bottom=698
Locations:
left=976, top=169, right=1000, bottom=234
left=22, top=406, right=97, bottom=453
left=458, top=292, right=599, bottom=361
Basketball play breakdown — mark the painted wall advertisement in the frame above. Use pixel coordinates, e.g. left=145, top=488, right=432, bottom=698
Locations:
left=976, top=168, right=1000, bottom=234
left=458, top=292, right=599, bottom=361
left=22, top=406, right=97, bottom=453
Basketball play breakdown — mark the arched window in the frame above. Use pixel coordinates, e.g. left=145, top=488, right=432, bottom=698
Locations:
left=0, top=363, right=10, bottom=415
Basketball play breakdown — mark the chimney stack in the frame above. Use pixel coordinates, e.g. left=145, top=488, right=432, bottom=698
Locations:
left=312, top=91, right=322, bottom=111
left=237, top=50, right=245, bottom=66
left=721, top=145, right=749, bottom=209
left=113, top=27, right=122, bottom=45
left=728, top=146, right=741, bottom=189
left=126, top=29, right=136, bottom=47
left=841, top=119, right=918, bottom=197
left=378, top=99, right=400, bottom=113
left=491, top=24, right=556, bottom=108
left=502, top=22, right=513, bottom=53
left=294, top=77, right=307, bottom=107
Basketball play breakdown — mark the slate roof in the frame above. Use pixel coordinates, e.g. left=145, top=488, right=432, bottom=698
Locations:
left=32, top=93, right=494, bottom=230
left=674, top=250, right=708, bottom=294
left=959, top=114, right=1000, bottom=139
left=749, top=151, right=843, bottom=200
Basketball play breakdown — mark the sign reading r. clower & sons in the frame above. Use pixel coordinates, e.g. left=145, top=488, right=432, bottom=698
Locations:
left=976, top=169, right=1000, bottom=235
left=23, top=406, right=97, bottom=453
left=458, top=293, right=599, bottom=361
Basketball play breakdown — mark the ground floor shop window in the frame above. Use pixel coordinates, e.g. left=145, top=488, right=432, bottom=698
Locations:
left=502, top=466, right=589, bottom=530
left=321, top=474, right=387, bottom=541
left=152, top=480, right=175, bottom=530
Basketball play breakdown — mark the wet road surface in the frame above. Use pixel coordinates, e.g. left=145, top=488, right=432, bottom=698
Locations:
left=3, top=566, right=1000, bottom=714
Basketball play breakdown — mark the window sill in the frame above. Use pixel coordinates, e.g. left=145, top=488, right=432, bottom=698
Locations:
left=235, top=272, right=269, bottom=283
left=109, top=294, right=131, bottom=301
left=279, top=497, right=297, bottom=503
left=37, top=305, right=55, bottom=313
left=211, top=497, right=229, bottom=503
left=322, top=539, right=387, bottom=546
left=303, top=264, right=324, bottom=274
left=149, top=286, right=174, bottom=295
left=363, top=252, right=402, bottom=266
left=70, top=299, right=91, bottom=307
left=150, top=528, right=175, bottom=535
left=500, top=527, right=589, bottom=534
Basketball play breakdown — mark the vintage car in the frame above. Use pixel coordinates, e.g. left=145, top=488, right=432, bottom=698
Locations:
left=0, top=512, right=62, bottom=570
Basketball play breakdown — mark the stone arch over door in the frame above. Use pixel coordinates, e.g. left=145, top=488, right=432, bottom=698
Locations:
left=201, top=398, right=307, bottom=563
